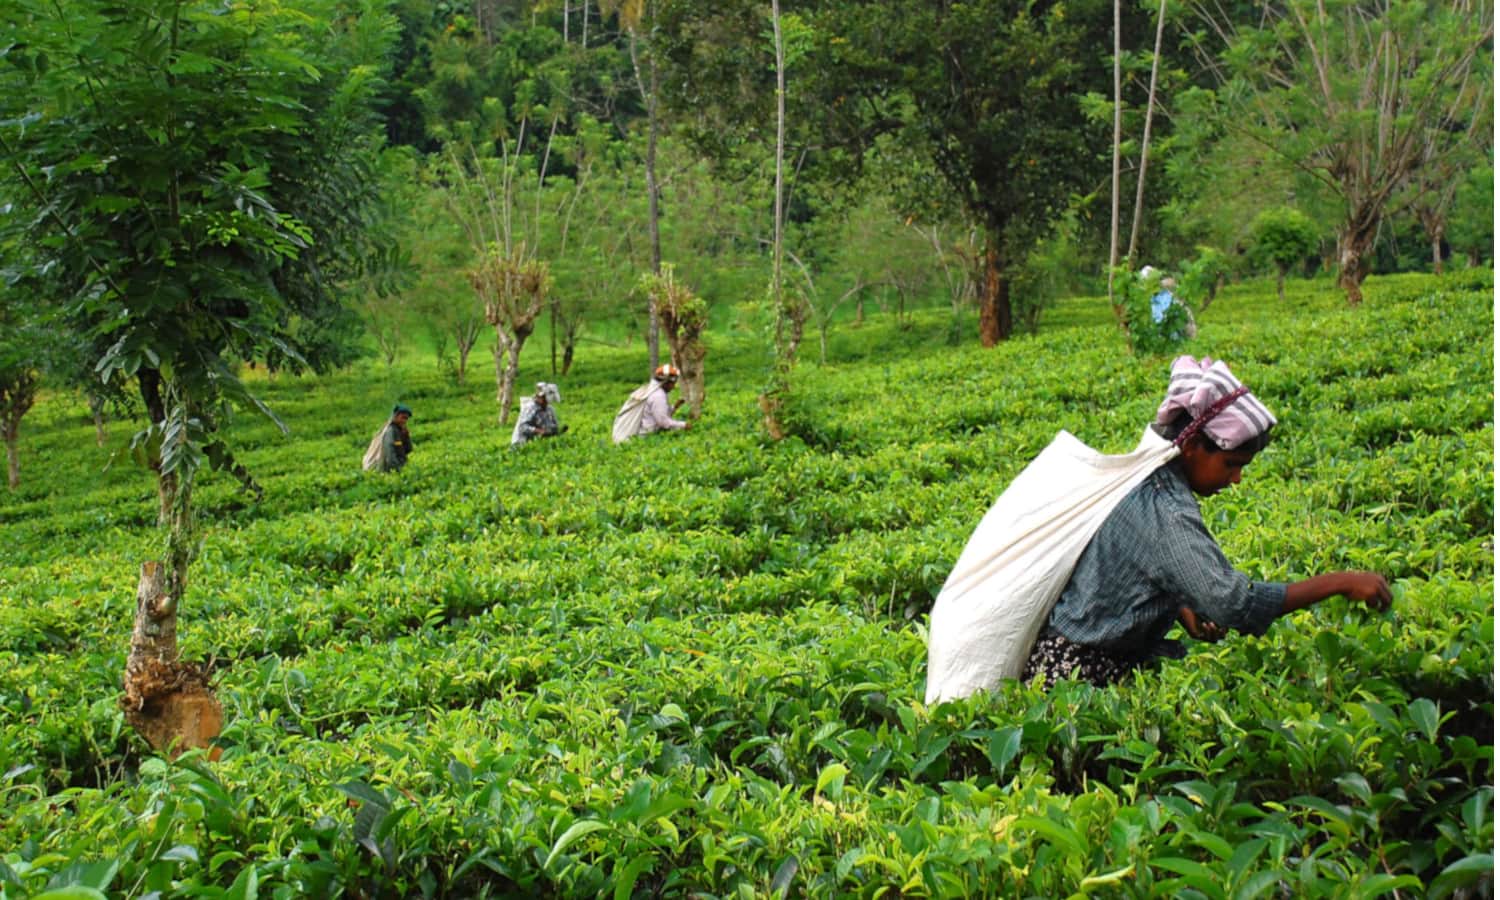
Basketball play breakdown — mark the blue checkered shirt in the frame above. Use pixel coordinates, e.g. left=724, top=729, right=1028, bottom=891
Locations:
left=1046, top=461, right=1286, bottom=657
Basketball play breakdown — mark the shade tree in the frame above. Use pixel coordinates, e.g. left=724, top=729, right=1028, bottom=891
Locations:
left=440, top=129, right=592, bottom=423
left=547, top=146, right=645, bottom=374
left=0, top=0, right=396, bottom=752
left=0, top=291, right=44, bottom=490
left=1183, top=0, right=1493, bottom=305
left=1249, top=206, right=1323, bottom=301
left=1444, top=156, right=1493, bottom=269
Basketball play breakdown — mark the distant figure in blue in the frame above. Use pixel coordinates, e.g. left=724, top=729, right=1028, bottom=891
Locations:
left=1148, top=275, right=1197, bottom=340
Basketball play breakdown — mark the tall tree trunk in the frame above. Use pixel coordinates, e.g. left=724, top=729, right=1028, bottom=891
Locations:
left=1125, top=0, right=1169, bottom=269
left=760, top=0, right=792, bottom=441
left=1430, top=233, right=1445, bottom=276
left=498, top=330, right=516, bottom=426
left=678, top=344, right=706, bottom=418
left=1106, top=0, right=1123, bottom=320
left=1336, top=209, right=1380, bottom=306
left=629, top=32, right=664, bottom=370
left=90, top=393, right=107, bottom=447
left=784, top=303, right=806, bottom=361
left=978, top=243, right=1013, bottom=346
left=1276, top=268, right=1287, bottom=302
left=772, top=0, right=786, bottom=333
left=4, top=427, right=17, bottom=490
left=496, top=324, right=532, bottom=426
left=138, top=369, right=173, bottom=525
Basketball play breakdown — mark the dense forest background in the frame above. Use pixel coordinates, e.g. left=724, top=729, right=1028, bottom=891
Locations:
left=5, top=0, right=1493, bottom=413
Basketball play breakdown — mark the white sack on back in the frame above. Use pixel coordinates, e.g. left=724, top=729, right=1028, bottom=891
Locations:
left=361, top=424, right=391, bottom=472
left=612, top=383, right=654, bottom=445
left=924, top=426, right=1178, bottom=704
left=511, top=397, right=536, bottom=447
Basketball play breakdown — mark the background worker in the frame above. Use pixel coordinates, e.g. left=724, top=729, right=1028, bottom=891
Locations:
left=512, top=383, right=567, bottom=448
left=362, top=403, right=414, bottom=472
left=614, top=364, right=692, bottom=443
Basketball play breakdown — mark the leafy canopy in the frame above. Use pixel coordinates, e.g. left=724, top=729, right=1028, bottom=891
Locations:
left=0, top=0, right=397, bottom=480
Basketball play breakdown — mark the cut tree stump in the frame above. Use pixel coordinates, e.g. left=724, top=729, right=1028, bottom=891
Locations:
left=122, top=560, right=222, bottom=758
left=758, top=392, right=787, bottom=441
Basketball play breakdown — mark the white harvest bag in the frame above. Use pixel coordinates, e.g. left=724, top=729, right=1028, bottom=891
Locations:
left=924, top=426, right=1178, bottom=703
left=511, top=398, right=536, bottom=447
left=361, top=424, right=391, bottom=472
left=612, top=383, right=654, bottom=444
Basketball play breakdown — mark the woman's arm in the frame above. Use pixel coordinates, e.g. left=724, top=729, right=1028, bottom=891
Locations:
left=1180, top=571, right=1390, bottom=641
left=1283, top=571, right=1392, bottom=614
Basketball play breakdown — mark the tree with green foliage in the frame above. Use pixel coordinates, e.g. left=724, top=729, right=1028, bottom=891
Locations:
left=391, top=152, right=488, bottom=384
left=0, top=207, right=48, bottom=490
left=1185, top=0, right=1493, bottom=305
left=1406, top=100, right=1491, bottom=275
left=1446, top=156, right=1494, bottom=269
left=0, top=298, right=43, bottom=490
left=600, top=0, right=669, bottom=368
left=832, top=0, right=1115, bottom=345
left=1249, top=207, right=1322, bottom=301
left=804, top=192, right=944, bottom=359
left=1178, top=244, right=1231, bottom=310
left=654, top=0, right=1118, bottom=347
left=550, top=147, right=644, bottom=375
left=440, top=136, right=565, bottom=425
left=1010, top=209, right=1087, bottom=334
left=0, top=0, right=396, bottom=753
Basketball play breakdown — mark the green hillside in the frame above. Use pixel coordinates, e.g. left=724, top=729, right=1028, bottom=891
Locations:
left=1, top=272, right=1493, bottom=897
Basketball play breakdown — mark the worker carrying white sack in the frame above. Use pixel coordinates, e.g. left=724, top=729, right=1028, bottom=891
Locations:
left=613, top=364, right=691, bottom=444
left=924, top=356, right=1393, bottom=703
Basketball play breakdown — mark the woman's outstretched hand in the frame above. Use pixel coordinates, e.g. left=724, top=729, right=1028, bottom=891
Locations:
left=1284, top=571, right=1394, bottom=615
left=1340, top=572, right=1394, bottom=611
left=1179, top=605, right=1226, bottom=642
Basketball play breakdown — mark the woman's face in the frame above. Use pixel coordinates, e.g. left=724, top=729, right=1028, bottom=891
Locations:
left=1179, top=440, right=1257, bottom=496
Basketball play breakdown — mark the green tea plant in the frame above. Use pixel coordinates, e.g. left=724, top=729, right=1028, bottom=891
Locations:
left=0, top=271, right=1491, bottom=898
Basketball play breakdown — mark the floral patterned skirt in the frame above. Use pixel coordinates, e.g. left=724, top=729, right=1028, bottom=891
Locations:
left=1020, top=630, right=1149, bottom=688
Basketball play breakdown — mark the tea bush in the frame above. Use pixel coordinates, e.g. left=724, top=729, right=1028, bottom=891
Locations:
left=0, top=272, right=1491, bottom=898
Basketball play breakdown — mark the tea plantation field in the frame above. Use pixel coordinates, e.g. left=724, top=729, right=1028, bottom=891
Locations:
left=0, top=272, right=1492, bottom=898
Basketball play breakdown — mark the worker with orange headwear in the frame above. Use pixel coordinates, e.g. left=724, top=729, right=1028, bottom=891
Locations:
left=613, top=364, right=692, bottom=443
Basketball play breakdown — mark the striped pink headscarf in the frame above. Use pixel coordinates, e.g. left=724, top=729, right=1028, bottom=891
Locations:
left=1156, top=356, right=1277, bottom=450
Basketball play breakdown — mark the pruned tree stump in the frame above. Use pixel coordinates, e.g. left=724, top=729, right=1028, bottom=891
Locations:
left=122, top=561, right=222, bottom=758
left=758, top=392, right=787, bottom=441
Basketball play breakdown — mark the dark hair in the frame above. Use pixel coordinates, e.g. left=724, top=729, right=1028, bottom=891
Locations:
left=1153, top=411, right=1272, bottom=454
